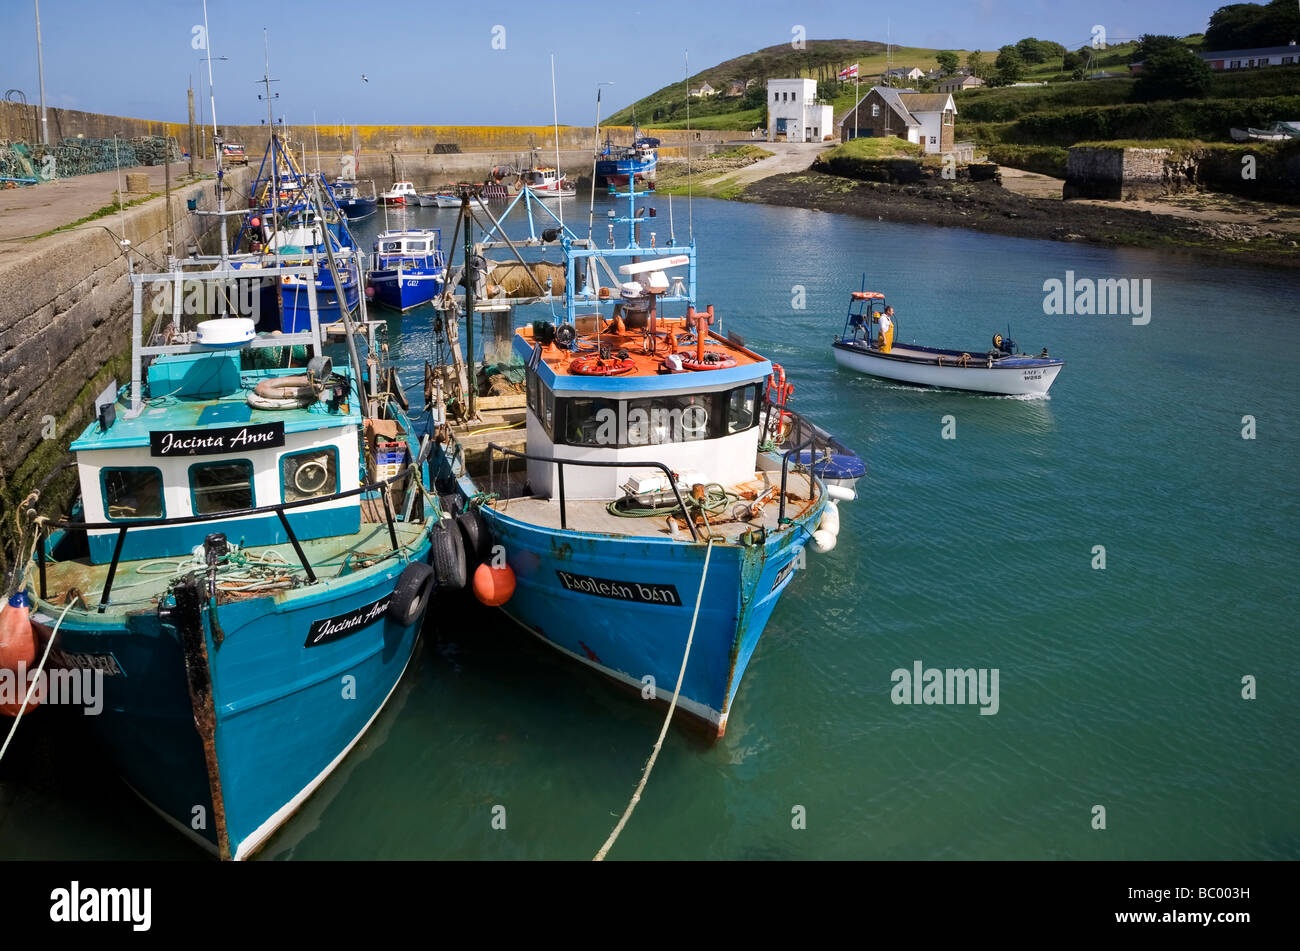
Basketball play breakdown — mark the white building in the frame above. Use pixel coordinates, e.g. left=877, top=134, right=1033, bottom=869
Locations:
left=766, top=78, right=834, bottom=143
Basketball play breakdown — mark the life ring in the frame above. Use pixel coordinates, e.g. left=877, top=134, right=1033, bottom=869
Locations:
left=247, top=375, right=320, bottom=410
left=680, top=351, right=737, bottom=371
left=570, top=354, right=636, bottom=376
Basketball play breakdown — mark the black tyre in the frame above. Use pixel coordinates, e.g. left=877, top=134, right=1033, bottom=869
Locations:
left=431, top=521, right=468, bottom=591
left=439, top=493, right=463, bottom=518
left=457, top=508, right=491, bottom=564
left=387, top=562, right=436, bottom=626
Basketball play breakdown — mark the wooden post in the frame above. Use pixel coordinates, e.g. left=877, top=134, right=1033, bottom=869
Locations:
left=187, top=87, right=196, bottom=177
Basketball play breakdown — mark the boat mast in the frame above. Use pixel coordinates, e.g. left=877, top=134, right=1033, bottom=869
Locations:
left=550, top=54, right=564, bottom=225
left=259, top=30, right=280, bottom=259
left=202, top=0, right=229, bottom=264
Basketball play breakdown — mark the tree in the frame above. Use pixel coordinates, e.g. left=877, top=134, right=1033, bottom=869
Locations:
left=1132, top=34, right=1186, bottom=62
left=817, top=78, right=839, bottom=102
left=995, top=45, right=1026, bottom=83
left=1205, top=0, right=1300, bottom=50
left=1062, top=50, right=1083, bottom=71
left=1133, top=44, right=1214, bottom=101
left=1015, top=37, right=1048, bottom=64
left=936, top=50, right=960, bottom=73
left=966, top=50, right=984, bottom=77
left=742, top=83, right=766, bottom=109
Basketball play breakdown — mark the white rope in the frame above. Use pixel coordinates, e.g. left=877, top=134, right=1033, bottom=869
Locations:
left=0, top=599, right=76, bottom=766
left=593, top=536, right=714, bottom=861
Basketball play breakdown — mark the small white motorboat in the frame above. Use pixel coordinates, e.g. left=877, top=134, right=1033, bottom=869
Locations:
left=831, top=288, right=1064, bottom=397
left=432, top=193, right=462, bottom=207
left=380, top=180, right=418, bottom=205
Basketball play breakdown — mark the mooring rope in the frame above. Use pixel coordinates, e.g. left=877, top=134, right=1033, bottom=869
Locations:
left=0, top=599, right=76, bottom=767
left=593, top=536, right=715, bottom=861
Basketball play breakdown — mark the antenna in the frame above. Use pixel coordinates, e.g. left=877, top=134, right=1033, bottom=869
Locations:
left=685, top=49, right=692, bottom=242
left=257, top=29, right=282, bottom=262
left=551, top=54, right=563, bottom=225
left=202, top=0, right=229, bottom=261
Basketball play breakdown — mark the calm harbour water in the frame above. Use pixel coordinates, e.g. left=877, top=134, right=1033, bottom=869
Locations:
left=2, top=196, right=1297, bottom=860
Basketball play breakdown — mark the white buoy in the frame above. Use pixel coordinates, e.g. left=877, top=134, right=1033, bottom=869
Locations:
left=811, top=529, right=837, bottom=553
left=827, top=484, right=856, bottom=503
left=818, top=500, right=840, bottom=536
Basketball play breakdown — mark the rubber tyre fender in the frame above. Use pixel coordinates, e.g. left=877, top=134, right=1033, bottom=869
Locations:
left=431, top=521, right=468, bottom=591
left=387, top=562, right=436, bottom=626
left=439, top=493, right=464, bottom=518
left=457, top=508, right=492, bottom=564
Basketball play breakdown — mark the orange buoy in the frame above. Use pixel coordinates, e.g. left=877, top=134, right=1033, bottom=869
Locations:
left=472, top=563, right=516, bottom=607
left=0, top=592, right=38, bottom=717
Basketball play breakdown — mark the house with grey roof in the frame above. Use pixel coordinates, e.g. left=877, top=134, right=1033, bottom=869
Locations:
left=835, top=87, right=957, bottom=153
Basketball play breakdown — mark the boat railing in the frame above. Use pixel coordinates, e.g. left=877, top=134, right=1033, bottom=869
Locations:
left=485, top=443, right=700, bottom=542
left=777, top=437, right=821, bottom=525
left=35, top=466, right=419, bottom=613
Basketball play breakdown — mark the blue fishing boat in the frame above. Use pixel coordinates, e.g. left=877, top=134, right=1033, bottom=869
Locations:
left=234, top=135, right=365, bottom=327
left=368, top=229, right=447, bottom=311
left=437, top=188, right=863, bottom=736
left=331, top=179, right=377, bottom=219
left=595, top=134, right=658, bottom=188
left=2, top=250, right=452, bottom=860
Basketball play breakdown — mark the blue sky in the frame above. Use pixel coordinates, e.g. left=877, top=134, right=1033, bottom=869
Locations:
left=1, top=0, right=1219, bottom=127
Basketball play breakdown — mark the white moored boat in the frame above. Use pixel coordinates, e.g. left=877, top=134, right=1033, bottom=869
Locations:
left=831, top=289, right=1064, bottom=397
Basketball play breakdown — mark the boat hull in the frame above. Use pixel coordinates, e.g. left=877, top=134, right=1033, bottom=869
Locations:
left=832, top=340, right=1063, bottom=396
left=369, top=268, right=445, bottom=311
left=457, top=475, right=822, bottom=736
left=337, top=197, right=377, bottom=219
left=33, top=544, right=432, bottom=860
left=596, top=155, right=657, bottom=187
left=281, top=271, right=360, bottom=329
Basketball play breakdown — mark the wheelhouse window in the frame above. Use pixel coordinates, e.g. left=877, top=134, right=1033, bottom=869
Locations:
left=190, top=460, right=254, bottom=514
left=726, top=384, right=760, bottom=434
left=554, top=385, right=761, bottom=448
left=526, top=372, right=556, bottom=437
left=102, top=467, right=164, bottom=520
left=281, top=449, right=338, bottom=503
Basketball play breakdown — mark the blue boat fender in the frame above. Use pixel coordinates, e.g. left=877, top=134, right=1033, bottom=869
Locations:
left=387, top=563, right=437, bottom=626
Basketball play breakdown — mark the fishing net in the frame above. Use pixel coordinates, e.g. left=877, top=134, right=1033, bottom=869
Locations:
left=0, top=135, right=180, bottom=182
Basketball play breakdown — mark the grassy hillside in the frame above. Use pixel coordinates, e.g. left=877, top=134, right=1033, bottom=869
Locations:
left=607, top=39, right=973, bottom=129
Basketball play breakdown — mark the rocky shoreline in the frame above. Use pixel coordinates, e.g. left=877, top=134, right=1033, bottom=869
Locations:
left=740, top=169, right=1300, bottom=269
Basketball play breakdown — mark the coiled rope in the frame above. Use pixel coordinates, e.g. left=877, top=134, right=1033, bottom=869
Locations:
left=593, top=536, right=715, bottom=861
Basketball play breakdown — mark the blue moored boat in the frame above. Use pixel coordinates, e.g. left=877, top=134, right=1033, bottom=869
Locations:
left=595, top=134, right=659, bottom=188
left=331, top=179, right=377, bottom=220
left=368, top=229, right=446, bottom=311
left=440, top=188, right=862, bottom=736
left=7, top=254, right=450, bottom=860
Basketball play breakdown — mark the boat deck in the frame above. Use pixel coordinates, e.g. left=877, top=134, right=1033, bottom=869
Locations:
left=519, top=317, right=767, bottom=379
left=486, top=469, right=818, bottom=541
left=39, top=521, right=428, bottom=611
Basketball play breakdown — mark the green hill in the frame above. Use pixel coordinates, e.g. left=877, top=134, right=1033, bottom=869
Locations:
left=606, top=39, right=973, bottom=129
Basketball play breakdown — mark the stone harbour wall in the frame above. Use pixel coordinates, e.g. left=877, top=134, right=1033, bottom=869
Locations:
left=0, top=168, right=253, bottom=568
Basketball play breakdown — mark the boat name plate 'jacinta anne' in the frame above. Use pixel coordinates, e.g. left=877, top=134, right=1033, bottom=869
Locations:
left=555, top=570, right=682, bottom=606
left=306, top=596, right=393, bottom=647
left=150, top=422, right=286, bottom=457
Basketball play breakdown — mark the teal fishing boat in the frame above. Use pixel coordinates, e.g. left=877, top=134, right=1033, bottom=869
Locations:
left=1, top=247, right=450, bottom=860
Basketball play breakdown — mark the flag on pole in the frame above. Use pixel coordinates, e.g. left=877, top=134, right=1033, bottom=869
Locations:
left=838, top=63, right=859, bottom=80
